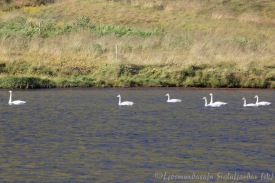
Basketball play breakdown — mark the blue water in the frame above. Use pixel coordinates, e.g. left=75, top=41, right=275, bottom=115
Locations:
left=0, top=88, right=274, bottom=182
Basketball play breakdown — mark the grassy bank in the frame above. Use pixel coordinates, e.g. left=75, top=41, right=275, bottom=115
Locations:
left=0, top=62, right=274, bottom=89
left=0, top=0, right=275, bottom=88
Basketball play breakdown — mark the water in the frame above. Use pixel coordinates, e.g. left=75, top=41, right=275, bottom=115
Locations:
left=0, top=88, right=274, bottom=182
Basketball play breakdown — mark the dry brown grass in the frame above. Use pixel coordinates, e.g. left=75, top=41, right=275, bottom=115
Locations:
left=0, top=0, right=275, bottom=70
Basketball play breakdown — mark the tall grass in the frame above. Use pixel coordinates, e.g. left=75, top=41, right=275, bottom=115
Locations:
left=0, top=0, right=274, bottom=88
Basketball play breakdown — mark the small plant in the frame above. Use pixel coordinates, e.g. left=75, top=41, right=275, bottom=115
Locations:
left=75, top=16, right=90, bottom=28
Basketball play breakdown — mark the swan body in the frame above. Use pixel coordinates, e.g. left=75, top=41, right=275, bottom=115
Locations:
left=9, top=91, right=26, bottom=105
left=209, top=93, right=227, bottom=106
left=242, top=97, right=258, bottom=107
left=203, top=97, right=223, bottom=107
left=117, top=95, right=134, bottom=106
left=165, top=93, right=182, bottom=103
left=254, top=95, right=271, bottom=106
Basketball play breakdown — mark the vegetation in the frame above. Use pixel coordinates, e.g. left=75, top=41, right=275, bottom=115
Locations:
left=0, top=0, right=275, bottom=88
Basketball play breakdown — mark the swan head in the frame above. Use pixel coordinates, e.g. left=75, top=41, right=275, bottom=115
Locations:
left=254, top=95, right=258, bottom=98
left=117, top=94, right=121, bottom=98
left=9, top=90, right=12, bottom=93
left=242, top=97, right=245, bottom=100
left=209, top=93, right=213, bottom=96
left=202, top=97, right=206, bottom=99
left=165, top=93, right=169, bottom=96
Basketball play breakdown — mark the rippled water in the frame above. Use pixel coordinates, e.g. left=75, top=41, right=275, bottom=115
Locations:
left=0, top=88, right=274, bottom=182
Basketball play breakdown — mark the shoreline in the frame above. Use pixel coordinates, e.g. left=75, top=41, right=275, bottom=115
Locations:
left=0, top=63, right=274, bottom=89
left=0, top=81, right=274, bottom=90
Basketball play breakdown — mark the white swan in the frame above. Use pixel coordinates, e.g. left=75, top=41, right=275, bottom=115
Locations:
left=202, top=97, right=223, bottom=107
left=254, top=95, right=271, bottom=106
left=209, top=93, right=227, bottom=106
left=165, top=93, right=182, bottom=103
left=203, top=97, right=209, bottom=107
left=242, top=97, right=258, bottom=107
left=117, top=94, right=134, bottom=106
left=9, top=90, right=26, bottom=105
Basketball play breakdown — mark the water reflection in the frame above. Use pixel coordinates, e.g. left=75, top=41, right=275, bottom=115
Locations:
left=0, top=88, right=274, bottom=182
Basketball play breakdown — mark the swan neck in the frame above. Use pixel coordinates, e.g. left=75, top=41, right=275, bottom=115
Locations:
left=118, top=96, right=121, bottom=104
left=9, top=92, right=12, bottom=104
left=167, top=94, right=170, bottom=101
left=210, top=94, right=213, bottom=104
left=243, top=99, right=246, bottom=106
left=204, top=98, right=208, bottom=106
left=255, top=96, right=259, bottom=103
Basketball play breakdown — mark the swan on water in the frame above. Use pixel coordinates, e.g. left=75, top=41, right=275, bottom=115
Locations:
left=9, top=91, right=26, bottom=105
left=203, top=97, right=223, bottom=107
left=165, top=93, right=182, bottom=103
left=117, top=95, right=134, bottom=106
left=242, top=97, right=258, bottom=107
left=254, top=95, right=271, bottom=106
left=209, top=93, right=227, bottom=106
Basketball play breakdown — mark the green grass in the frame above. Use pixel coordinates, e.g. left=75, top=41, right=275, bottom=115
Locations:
left=0, top=15, right=162, bottom=38
left=0, top=61, right=273, bottom=88
left=0, top=76, right=54, bottom=89
left=0, top=0, right=274, bottom=88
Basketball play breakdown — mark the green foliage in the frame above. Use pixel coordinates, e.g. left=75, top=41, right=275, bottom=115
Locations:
left=30, top=65, right=56, bottom=76
left=0, top=19, right=74, bottom=38
left=0, top=63, right=274, bottom=88
left=224, top=72, right=241, bottom=87
left=3, top=61, right=31, bottom=75
left=75, top=16, right=90, bottom=28
left=55, top=76, right=95, bottom=88
left=0, top=15, right=163, bottom=38
left=0, top=76, right=55, bottom=89
left=118, top=64, right=145, bottom=77
left=86, top=23, right=164, bottom=37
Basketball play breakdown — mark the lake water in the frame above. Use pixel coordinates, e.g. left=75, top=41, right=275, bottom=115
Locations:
left=0, top=88, right=274, bottom=182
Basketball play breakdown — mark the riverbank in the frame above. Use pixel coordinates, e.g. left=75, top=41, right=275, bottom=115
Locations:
left=0, top=0, right=274, bottom=89
left=0, top=63, right=274, bottom=89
